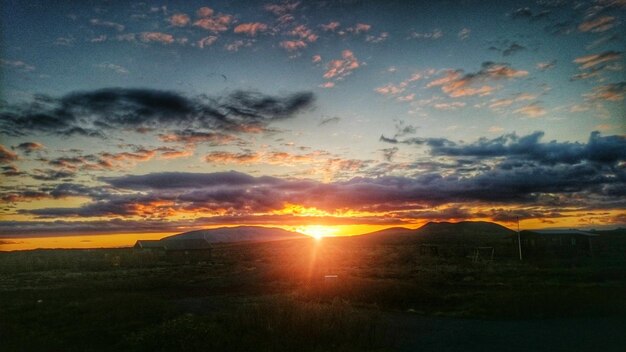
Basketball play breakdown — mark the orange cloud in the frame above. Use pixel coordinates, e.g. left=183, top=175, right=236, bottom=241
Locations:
left=198, top=36, right=218, bottom=48
left=234, top=22, right=268, bottom=36
left=169, top=13, right=190, bottom=27
left=323, top=50, right=360, bottom=80
left=139, top=32, right=174, bottom=44
left=194, top=14, right=233, bottom=32
left=573, top=51, right=621, bottom=69
left=280, top=40, right=307, bottom=52
left=578, top=16, right=616, bottom=32
left=514, top=103, right=547, bottom=118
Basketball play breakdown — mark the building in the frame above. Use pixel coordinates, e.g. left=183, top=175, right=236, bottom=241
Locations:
left=134, top=239, right=212, bottom=263
left=518, top=229, right=598, bottom=258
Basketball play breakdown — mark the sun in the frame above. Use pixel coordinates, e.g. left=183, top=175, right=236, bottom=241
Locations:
left=296, top=225, right=338, bottom=239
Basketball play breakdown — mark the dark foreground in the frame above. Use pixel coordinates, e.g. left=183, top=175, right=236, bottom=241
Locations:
left=1, top=237, right=626, bottom=351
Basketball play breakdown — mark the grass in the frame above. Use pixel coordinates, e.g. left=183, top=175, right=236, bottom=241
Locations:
left=1, top=237, right=625, bottom=351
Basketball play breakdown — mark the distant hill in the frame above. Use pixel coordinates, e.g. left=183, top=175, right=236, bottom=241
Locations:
left=357, top=221, right=515, bottom=244
left=161, top=226, right=308, bottom=244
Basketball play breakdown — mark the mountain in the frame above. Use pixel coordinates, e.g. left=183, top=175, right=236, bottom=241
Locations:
left=357, top=221, right=514, bottom=244
left=161, top=226, right=308, bottom=244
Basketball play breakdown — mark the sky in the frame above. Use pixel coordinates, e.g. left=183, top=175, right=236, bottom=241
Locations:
left=1, top=0, right=625, bottom=249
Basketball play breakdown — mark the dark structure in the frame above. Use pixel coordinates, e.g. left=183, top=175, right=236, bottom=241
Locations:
left=518, top=229, right=598, bottom=258
left=133, top=240, right=165, bottom=251
left=133, top=238, right=212, bottom=263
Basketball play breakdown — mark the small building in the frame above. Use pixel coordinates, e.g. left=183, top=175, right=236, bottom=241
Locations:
left=133, top=240, right=166, bottom=251
left=134, top=239, right=212, bottom=264
left=518, top=229, right=598, bottom=258
left=162, top=239, right=213, bottom=264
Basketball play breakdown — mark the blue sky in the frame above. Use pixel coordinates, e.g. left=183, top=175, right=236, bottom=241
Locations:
left=0, top=0, right=624, bottom=243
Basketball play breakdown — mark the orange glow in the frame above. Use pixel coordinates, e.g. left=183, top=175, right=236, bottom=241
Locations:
left=0, top=232, right=175, bottom=251
left=296, top=225, right=338, bottom=239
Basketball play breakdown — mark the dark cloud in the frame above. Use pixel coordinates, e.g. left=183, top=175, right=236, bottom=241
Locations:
left=31, top=169, right=76, bottom=181
left=101, top=171, right=281, bottom=190
left=502, top=43, right=526, bottom=56
left=0, top=145, right=18, bottom=164
left=510, top=7, right=551, bottom=21
left=0, top=88, right=315, bottom=137
left=381, top=131, right=626, bottom=166
left=1, top=165, right=23, bottom=177
left=381, top=147, right=398, bottom=162
left=319, top=116, right=341, bottom=126
left=13, top=142, right=44, bottom=154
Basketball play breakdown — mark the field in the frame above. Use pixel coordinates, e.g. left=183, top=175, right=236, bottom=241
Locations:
left=2, top=236, right=626, bottom=351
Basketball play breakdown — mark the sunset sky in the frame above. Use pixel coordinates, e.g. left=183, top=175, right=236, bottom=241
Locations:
left=1, top=0, right=625, bottom=248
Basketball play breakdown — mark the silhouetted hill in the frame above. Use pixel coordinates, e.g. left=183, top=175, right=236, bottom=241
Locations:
left=162, top=226, right=308, bottom=244
left=356, top=221, right=514, bottom=245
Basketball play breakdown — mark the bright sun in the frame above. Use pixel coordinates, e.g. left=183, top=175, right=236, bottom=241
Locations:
left=296, top=225, right=338, bottom=239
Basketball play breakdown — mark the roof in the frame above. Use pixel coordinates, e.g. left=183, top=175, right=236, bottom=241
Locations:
left=162, top=238, right=212, bottom=250
left=522, top=229, right=598, bottom=237
left=134, top=240, right=165, bottom=249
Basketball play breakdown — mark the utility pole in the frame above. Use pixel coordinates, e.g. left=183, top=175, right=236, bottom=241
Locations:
left=517, top=216, right=523, bottom=261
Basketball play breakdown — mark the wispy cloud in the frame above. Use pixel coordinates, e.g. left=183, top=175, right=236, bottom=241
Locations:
left=578, top=16, right=616, bottom=32
left=139, top=32, right=174, bottom=44
left=323, top=50, right=360, bottom=80
left=427, top=62, right=528, bottom=97
left=90, top=18, right=125, bottom=32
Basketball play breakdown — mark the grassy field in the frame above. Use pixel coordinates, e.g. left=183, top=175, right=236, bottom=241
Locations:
left=1, top=237, right=626, bottom=351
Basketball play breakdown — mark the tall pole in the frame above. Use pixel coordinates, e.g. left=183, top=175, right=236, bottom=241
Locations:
left=517, top=216, right=523, bottom=261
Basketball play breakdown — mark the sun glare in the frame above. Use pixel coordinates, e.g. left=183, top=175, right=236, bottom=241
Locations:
left=296, top=225, right=339, bottom=239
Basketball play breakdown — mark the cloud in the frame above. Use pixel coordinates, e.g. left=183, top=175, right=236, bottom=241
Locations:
left=0, top=145, right=18, bottom=164
left=488, top=93, right=537, bottom=110
left=13, top=142, right=44, bottom=154
left=320, top=22, right=340, bottom=32
left=365, top=32, right=389, bottom=43
left=288, top=25, right=318, bottom=42
left=502, top=43, right=526, bottom=56
left=198, top=36, right=218, bottom=48
left=31, top=169, right=76, bottom=181
left=319, top=116, right=340, bottom=126
left=139, top=32, right=174, bottom=44
left=159, top=129, right=239, bottom=145
left=427, top=62, right=528, bottom=97
left=536, top=60, right=556, bottom=70
left=578, top=16, right=616, bottom=32
left=94, top=62, right=129, bottom=74
left=0, top=59, right=35, bottom=72
left=2, top=165, right=23, bottom=177
left=513, top=103, right=547, bottom=117
left=234, top=22, right=268, bottom=36
left=169, top=13, right=190, bottom=27
left=194, top=14, right=233, bottom=32
left=347, top=23, right=371, bottom=34
left=264, top=2, right=300, bottom=16
left=381, top=147, right=398, bottom=162
left=509, top=7, right=550, bottom=21
left=573, top=51, right=622, bottom=69
left=6, top=128, right=625, bottom=232
left=89, top=18, right=125, bottom=32
left=312, top=55, right=322, bottom=63
left=584, top=82, right=626, bottom=101
left=319, top=82, right=335, bottom=89
left=408, top=29, right=443, bottom=40
left=323, top=50, right=360, bottom=80
left=0, top=88, right=315, bottom=137
left=280, top=40, right=307, bottom=52
left=196, top=7, right=214, bottom=18
left=204, top=151, right=261, bottom=164
left=382, top=130, right=626, bottom=166
left=457, top=28, right=471, bottom=40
